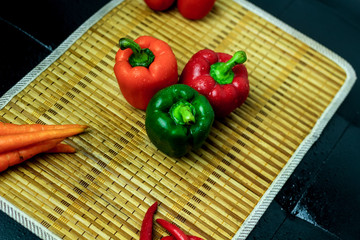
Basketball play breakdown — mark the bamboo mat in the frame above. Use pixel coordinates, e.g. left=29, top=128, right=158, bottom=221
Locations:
left=0, top=0, right=356, bottom=239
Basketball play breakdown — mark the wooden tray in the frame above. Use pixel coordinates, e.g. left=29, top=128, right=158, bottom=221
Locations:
left=0, top=0, right=356, bottom=239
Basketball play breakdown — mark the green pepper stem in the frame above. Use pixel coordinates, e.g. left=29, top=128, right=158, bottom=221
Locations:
left=170, top=101, right=196, bottom=125
left=119, top=38, right=155, bottom=68
left=210, top=51, right=247, bottom=85
left=179, top=105, right=195, bottom=124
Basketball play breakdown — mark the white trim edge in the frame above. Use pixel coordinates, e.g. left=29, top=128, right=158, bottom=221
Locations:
left=0, top=1, right=124, bottom=240
left=0, top=0, right=357, bottom=239
left=0, top=0, right=125, bottom=109
left=0, top=197, right=61, bottom=240
left=232, top=0, right=357, bottom=239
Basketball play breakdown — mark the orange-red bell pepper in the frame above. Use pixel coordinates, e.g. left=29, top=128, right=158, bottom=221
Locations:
left=114, top=36, right=178, bottom=110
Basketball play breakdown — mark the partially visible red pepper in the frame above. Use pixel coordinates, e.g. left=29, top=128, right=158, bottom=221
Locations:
left=177, top=0, right=216, bottom=20
left=180, top=49, right=249, bottom=118
left=114, top=36, right=178, bottom=110
left=140, top=202, right=158, bottom=240
left=144, top=0, right=175, bottom=11
left=156, top=219, right=189, bottom=240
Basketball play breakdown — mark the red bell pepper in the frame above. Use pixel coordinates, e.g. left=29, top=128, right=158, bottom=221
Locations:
left=180, top=49, right=249, bottom=118
left=114, top=36, right=178, bottom=110
left=177, top=0, right=216, bottom=20
left=144, top=0, right=175, bottom=11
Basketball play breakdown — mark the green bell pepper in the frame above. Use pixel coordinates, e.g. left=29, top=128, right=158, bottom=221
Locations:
left=145, top=84, right=215, bottom=158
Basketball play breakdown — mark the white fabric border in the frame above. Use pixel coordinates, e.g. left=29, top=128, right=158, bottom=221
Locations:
left=0, top=1, right=124, bottom=240
left=0, top=197, right=61, bottom=240
left=0, top=0, right=356, bottom=239
left=0, top=0, right=125, bottom=109
left=232, top=0, right=357, bottom=239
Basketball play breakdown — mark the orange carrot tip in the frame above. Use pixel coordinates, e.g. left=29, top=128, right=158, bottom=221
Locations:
left=45, top=143, right=76, bottom=153
left=0, top=138, right=63, bottom=172
left=0, top=127, right=86, bottom=154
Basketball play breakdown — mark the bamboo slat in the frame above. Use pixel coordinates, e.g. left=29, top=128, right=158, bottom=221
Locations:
left=0, top=0, right=348, bottom=239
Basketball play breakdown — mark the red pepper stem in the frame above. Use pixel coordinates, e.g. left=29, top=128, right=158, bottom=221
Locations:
left=119, top=38, right=155, bottom=68
left=210, top=51, right=247, bottom=85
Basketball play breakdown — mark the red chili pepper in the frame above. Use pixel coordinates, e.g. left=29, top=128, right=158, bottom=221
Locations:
left=177, top=0, right=216, bottom=20
left=114, top=36, right=178, bottom=110
left=156, top=219, right=189, bottom=240
left=180, top=49, right=249, bottom=118
left=161, top=235, right=204, bottom=240
left=144, top=0, right=175, bottom=11
left=140, top=202, right=158, bottom=240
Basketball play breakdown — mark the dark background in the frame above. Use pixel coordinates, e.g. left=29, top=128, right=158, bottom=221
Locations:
left=1, top=0, right=359, bottom=239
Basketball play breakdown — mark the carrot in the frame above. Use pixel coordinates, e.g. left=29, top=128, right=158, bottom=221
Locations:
left=0, top=127, right=86, bottom=154
left=0, top=123, right=88, bottom=135
left=45, top=143, right=76, bottom=153
left=0, top=138, right=63, bottom=172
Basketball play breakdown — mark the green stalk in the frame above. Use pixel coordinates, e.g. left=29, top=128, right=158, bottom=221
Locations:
left=119, top=38, right=155, bottom=68
left=170, top=101, right=196, bottom=125
left=209, top=51, right=247, bottom=84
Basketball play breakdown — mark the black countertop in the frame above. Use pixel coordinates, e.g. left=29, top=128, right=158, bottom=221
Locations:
left=1, top=0, right=359, bottom=239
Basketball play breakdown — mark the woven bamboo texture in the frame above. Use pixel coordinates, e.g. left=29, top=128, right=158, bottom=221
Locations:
left=0, top=0, right=347, bottom=239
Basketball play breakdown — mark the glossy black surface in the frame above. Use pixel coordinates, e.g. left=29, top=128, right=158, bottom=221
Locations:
left=1, top=0, right=359, bottom=239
